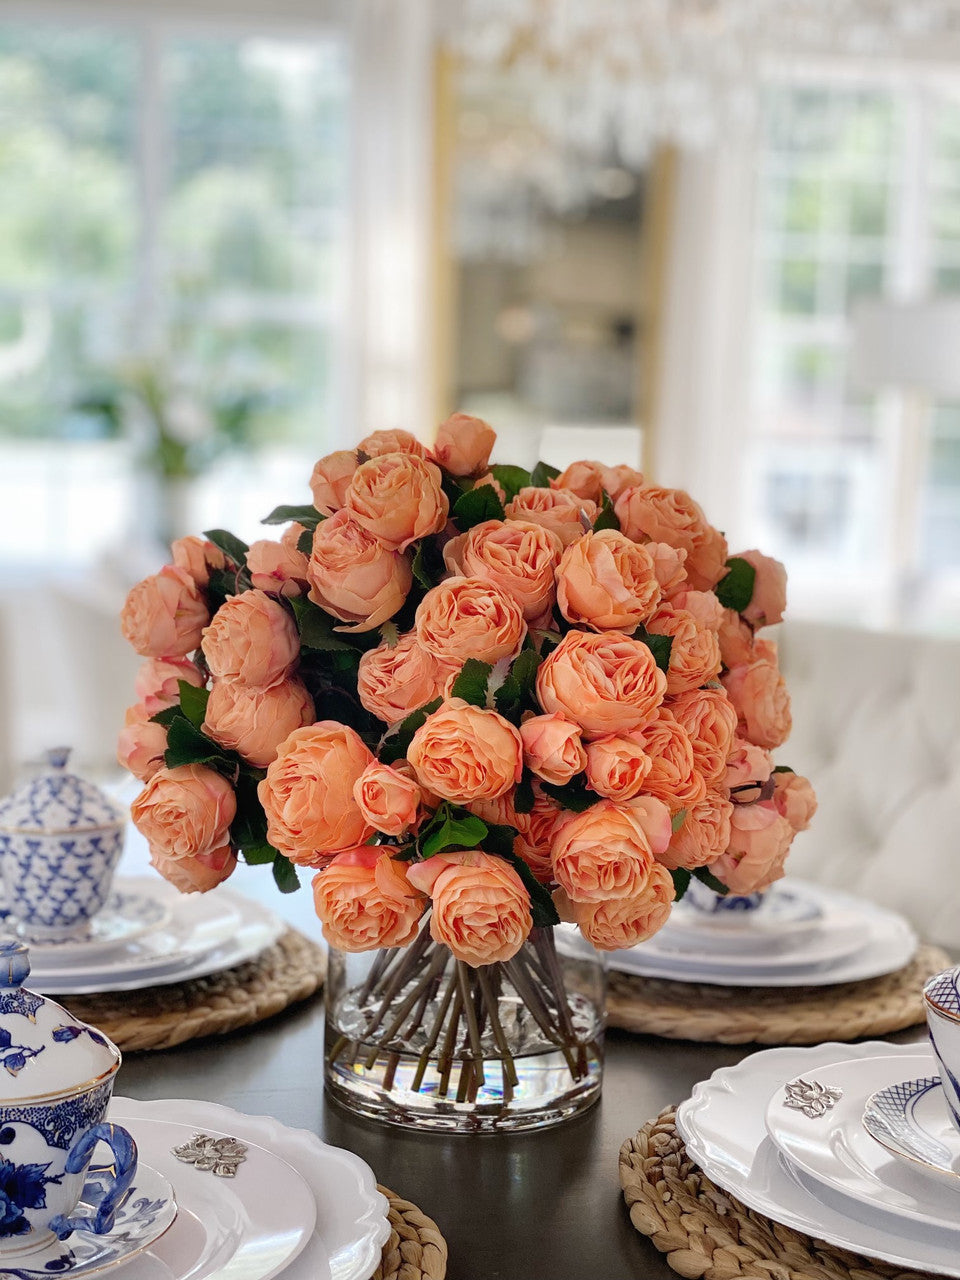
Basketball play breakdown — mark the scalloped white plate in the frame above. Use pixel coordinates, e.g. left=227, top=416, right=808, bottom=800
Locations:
left=110, top=1097, right=390, bottom=1280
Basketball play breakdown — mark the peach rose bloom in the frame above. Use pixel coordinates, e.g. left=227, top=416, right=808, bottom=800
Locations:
left=151, top=841, right=237, bottom=894
left=722, top=648, right=792, bottom=750
left=717, top=608, right=756, bottom=668
left=668, top=688, right=738, bottom=786
left=443, top=519, right=562, bottom=622
left=711, top=801, right=794, bottom=895
left=313, top=849, right=425, bottom=951
left=556, top=530, right=661, bottom=632
left=258, top=722, right=374, bottom=864
left=536, top=629, right=666, bottom=739
left=635, top=710, right=707, bottom=811
left=773, top=771, right=818, bottom=832
left=736, top=549, right=788, bottom=628
left=310, top=449, right=357, bottom=515
left=415, top=576, right=526, bottom=665
left=131, top=762, right=236, bottom=859
left=647, top=603, right=722, bottom=697
left=345, top=453, right=448, bottom=552
left=603, top=464, right=645, bottom=501
left=433, top=412, right=496, bottom=476
left=307, top=509, right=412, bottom=631
left=659, top=790, right=734, bottom=871
left=469, top=784, right=564, bottom=883
left=724, top=737, right=774, bottom=798
left=203, top=677, right=314, bottom=768
left=646, top=542, right=688, bottom=599
left=407, top=850, right=532, bottom=966
left=171, top=535, right=227, bottom=587
left=505, top=486, right=597, bottom=548
left=358, top=428, right=429, bottom=459
left=246, top=538, right=309, bottom=597
left=584, top=732, right=652, bottom=801
left=519, top=713, right=586, bottom=785
left=408, top=699, right=522, bottom=804
left=550, top=459, right=615, bottom=503
left=614, top=485, right=728, bottom=591
left=551, top=799, right=658, bottom=902
left=121, top=565, right=209, bottom=659
left=117, top=704, right=168, bottom=782
left=670, top=588, right=724, bottom=632
left=556, top=864, right=675, bottom=950
left=134, top=656, right=204, bottom=716
left=353, top=761, right=423, bottom=837
left=202, top=589, right=299, bottom=688
left=356, top=632, right=458, bottom=724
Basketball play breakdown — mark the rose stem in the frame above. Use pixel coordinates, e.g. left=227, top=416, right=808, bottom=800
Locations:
left=403, top=950, right=447, bottom=1041
left=362, top=928, right=434, bottom=1043
left=457, top=962, right=486, bottom=1101
left=358, top=949, right=392, bottom=1004
left=382, top=1050, right=400, bottom=1092
left=533, top=930, right=588, bottom=1077
left=410, top=966, right=458, bottom=1093
left=476, top=964, right=517, bottom=1094
left=503, top=958, right=579, bottom=1077
left=365, top=947, right=448, bottom=1067
left=437, top=985, right=464, bottom=1099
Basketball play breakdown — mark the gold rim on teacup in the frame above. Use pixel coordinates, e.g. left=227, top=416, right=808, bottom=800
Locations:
left=922, top=986, right=960, bottom=1025
left=0, top=1058, right=120, bottom=1106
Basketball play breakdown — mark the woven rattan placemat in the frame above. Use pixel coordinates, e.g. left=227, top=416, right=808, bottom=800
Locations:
left=373, top=1185, right=448, bottom=1280
left=607, top=944, right=949, bottom=1045
left=620, top=1107, right=935, bottom=1280
left=59, top=926, right=325, bottom=1052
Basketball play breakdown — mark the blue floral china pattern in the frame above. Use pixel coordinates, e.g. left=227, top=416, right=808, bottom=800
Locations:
left=923, top=966, right=960, bottom=1135
left=0, top=750, right=125, bottom=942
left=0, top=941, right=139, bottom=1255
left=685, top=878, right=765, bottom=915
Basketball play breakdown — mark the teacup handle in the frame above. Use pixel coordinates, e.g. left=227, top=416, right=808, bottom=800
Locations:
left=50, top=1123, right=138, bottom=1239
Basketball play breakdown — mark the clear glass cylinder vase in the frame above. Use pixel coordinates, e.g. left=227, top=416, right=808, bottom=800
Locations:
left=324, top=924, right=605, bottom=1134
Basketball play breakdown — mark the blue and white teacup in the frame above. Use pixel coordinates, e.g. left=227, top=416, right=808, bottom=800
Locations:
left=0, top=942, right=137, bottom=1256
left=686, top=878, right=765, bottom=916
left=923, top=966, right=960, bottom=1135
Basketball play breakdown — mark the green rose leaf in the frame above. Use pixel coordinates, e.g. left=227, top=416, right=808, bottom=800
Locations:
left=149, top=706, right=181, bottom=728
left=541, top=775, right=596, bottom=814
left=163, top=717, right=233, bottom=774
left=272, top=853, right=301, bottom=893
left=202, top=529, right=249, bottom=567
left=177, top=680, right=209, bottom=730
left=671, top=868, right=692, bottom=901
left=513, top=771, right=535, bottom=814
left=261, top=504, right=324, bottom=530
left=634, top=627, right=673, bottom=672
left=450, top=658, right=492, bottom=707
left=289, top=596, right=356, bottom=652
left=493, top=648, right=541, bottom=722
left=772, top=764, right=795, bottom=774
left=715, top=556, right=757, bottom=613
left=592, top=491, right=620, bottom=532
left=379, top=697, right=442, bottom=764
left=206, top=566, right=239, bottom=609
left=451, top=483, right=505, bottom=531
left=297, top=529, right=314, bottom=556
left=693, top=866, right=729, bottom=895
left=419, top=807, right=489, bottom=858
left=488, top=463, right=531, bottom=502
left=530, top=460, right=560, bottom=488
left=240, top=842, right=279, bottom=866
left=670, top=807, right=687, bottom=834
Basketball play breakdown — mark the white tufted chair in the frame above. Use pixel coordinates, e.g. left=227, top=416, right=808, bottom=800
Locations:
left=778, top=621, right=960, bottom=952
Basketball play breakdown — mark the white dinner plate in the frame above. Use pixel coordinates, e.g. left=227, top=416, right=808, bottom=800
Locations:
left=676, top=1040, right=960, bottom=1278
left=863, top=1073, right=960, bottom=1186
left=564, top=881, right=918, bottom=986
left=765, top=1051, right=960, bottom=1235
left=656, top=882, right=824, bottom=954
left=21, top=885, right=173, bottom=962
left=29, top=886, right=283, bottom=995
left=110, top=1097, right=391, bottom=1280
left=635, top=912, right=868, bottom=971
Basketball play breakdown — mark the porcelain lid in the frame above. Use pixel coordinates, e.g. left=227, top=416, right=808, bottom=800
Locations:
left=0, top=749, right=125, bottom=835
left=0, top=942, right=120, bottom=1098
left=924, top=966, right=960, bottom=1022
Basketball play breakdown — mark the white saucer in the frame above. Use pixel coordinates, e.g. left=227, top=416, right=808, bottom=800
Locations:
left=24, top=886, right=172, bottom=961
left=637, top=912, right=868, bottom=971
left=0, top=1158, right=176, bottom=1278
left=659, top=884, right=823, bottom=953
left=765, top=1052, right=960, bottom=1235
left=567, top=880, right=918, bottom=986
left=677, top=1040, right=960, bottom=1278
left=864, top=1074, right=960, bottom=1186
left=27, top=884, right=284, bottom=995
left=110, top=1097, right=391, bottom=1280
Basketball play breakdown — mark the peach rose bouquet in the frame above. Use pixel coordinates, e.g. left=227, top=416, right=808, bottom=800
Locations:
left=119, top=414, right=813, bottom=1115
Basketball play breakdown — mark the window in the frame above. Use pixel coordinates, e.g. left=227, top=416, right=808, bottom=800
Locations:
left=0, top=18, right=349, bottom=569
left=745, top=82, right=960, bottom=630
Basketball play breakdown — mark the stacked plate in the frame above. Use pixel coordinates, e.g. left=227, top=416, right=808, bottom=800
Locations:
left=13, top=876, right=285, bottom=994
left=15, top=1095, right=391, bottom=1279
left=560, top=877, right=918, bottom=986
left=677, top=1039, right=960, bottom=1277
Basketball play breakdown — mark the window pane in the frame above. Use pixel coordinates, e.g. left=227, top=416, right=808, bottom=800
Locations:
left=921, top=403, right=960, bottom=571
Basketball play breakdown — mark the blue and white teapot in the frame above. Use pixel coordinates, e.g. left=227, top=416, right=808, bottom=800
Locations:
left=0, top=941, right=137, bottom=1256
left=0, top=749, right=125, bottom=942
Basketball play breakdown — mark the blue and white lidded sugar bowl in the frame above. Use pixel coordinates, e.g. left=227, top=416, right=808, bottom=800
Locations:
left=0, top=941, right=137, bottom=1254
left=0, top=749, right=125, bottom=942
